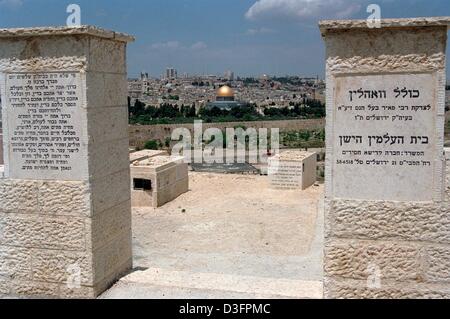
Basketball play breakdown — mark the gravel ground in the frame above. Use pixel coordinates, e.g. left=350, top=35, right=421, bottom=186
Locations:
left=102, top=172, right=324, bottom=298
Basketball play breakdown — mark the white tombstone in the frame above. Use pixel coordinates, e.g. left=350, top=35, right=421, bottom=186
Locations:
left=268, top=150, right=317, bottom=190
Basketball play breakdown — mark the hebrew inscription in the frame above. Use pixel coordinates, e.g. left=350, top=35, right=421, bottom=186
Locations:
left=3, top=72, right=87, bottom=180
left=333, top=73, right=436, bottom=201
left=268, top=159, right=303, bottom=189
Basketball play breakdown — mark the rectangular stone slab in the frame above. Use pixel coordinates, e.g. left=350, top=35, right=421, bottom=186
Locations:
left=332, top=73, right=437, bottom=201
left=1, top=71, right=88, bottom=180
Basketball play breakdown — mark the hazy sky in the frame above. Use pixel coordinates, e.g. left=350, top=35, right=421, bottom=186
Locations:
left=0, top=0, right=449, bottom=78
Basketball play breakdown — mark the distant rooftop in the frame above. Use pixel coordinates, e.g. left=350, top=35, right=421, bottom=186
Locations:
left=319, top=17, right=450, bottom=35
left=0, top=25, right=134, bottom=42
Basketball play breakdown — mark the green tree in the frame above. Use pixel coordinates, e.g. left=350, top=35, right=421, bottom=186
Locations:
left=187, top=104, right=196, bottom=117
left=130, top=99, right=145, bottom=116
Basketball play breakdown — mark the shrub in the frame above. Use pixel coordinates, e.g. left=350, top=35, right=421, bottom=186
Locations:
left=144, top=140, right=159, bottom=150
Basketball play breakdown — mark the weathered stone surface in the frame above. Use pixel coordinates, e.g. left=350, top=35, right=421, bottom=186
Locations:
left=328, top=200, right=450, bottom=243
left=0, top=214, right=86, bottom=250
left=11, top=280, right=60, bottom=297
left=319, top=17, right=450, bottom=34
left=424, top=246, right=450, bottom=283
left=324, top=29, right=446, bottom=74
left=38, top=181, right=91, bottom=216
left=326, top=278, right=450, bottom=299
left=325, top=241, right=422, bottom=281
left=0, top=280, right=10, bottom=294
left=32, top=249, right=92, bottom=285
left=88, top=37, right=126, bottom=73
left=0, top=56, right=87, bottom=73
left=445, top=148, right=450, bottom=202
left=59, top=285, right=96, bottom=299
left=0, top=36, right=88, bottom=72
left=0, top=26, right=134, bottom=42
left=2, top=279, right=97, bottom=298
left=0, top=179, right=38, bottom=213
left=329, top=53, right=445, bottom=76
left=0, top=246, right=32, bottom=280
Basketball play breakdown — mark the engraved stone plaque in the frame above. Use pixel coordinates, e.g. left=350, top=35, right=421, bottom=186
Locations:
left=268, top=159, right=303, bottom=190
left=332, top=73, right=437, bottom=201
left=2, top=72, right=88, bottom=180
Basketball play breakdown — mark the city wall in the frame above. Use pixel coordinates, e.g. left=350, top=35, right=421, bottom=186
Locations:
left=129, top=118, right=325, bottom=148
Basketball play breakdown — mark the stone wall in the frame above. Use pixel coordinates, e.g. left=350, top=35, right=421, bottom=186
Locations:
left=0, top=131, right=3, bottom=165
left=129, top=118, right=325, bottom=148
left=324, top=149, right=450, bottom=298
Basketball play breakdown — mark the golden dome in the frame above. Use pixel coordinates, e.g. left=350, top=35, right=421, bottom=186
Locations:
left=217, top=85, right=234, bottom=97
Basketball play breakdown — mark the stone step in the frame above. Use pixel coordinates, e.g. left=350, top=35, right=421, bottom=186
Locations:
left=100, top=267, right=323, bottom=299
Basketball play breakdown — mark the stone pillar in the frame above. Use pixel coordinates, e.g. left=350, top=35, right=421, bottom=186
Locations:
left=0, top=26, right=134, bottom=298
left=0, top=130, right=3, bottom=166
left=320, top=18, right=450, bottom=298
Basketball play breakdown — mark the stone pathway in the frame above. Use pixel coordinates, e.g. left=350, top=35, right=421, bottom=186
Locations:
left=101, top=173, right=324, bottom=299
left=101, top=268, right=323, bottom=299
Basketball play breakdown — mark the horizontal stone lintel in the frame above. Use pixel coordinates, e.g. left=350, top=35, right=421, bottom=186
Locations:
left=319, top=17, right=450, bottom=35
left=0, top=25, right=134, bottom=43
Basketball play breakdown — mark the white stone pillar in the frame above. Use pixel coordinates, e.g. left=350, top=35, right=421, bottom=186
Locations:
left=0, top=26, right=134, bottom=298
left=320, top=18, right=450, bottom=298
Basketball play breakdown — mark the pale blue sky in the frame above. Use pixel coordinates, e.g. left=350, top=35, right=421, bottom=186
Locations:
left=0, top=0, right=449, bottom=78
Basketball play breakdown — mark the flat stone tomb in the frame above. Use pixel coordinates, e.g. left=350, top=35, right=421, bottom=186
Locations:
left=131, top=155, right=189, bottom=208
left=268, top=150, right=317, bottom=190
